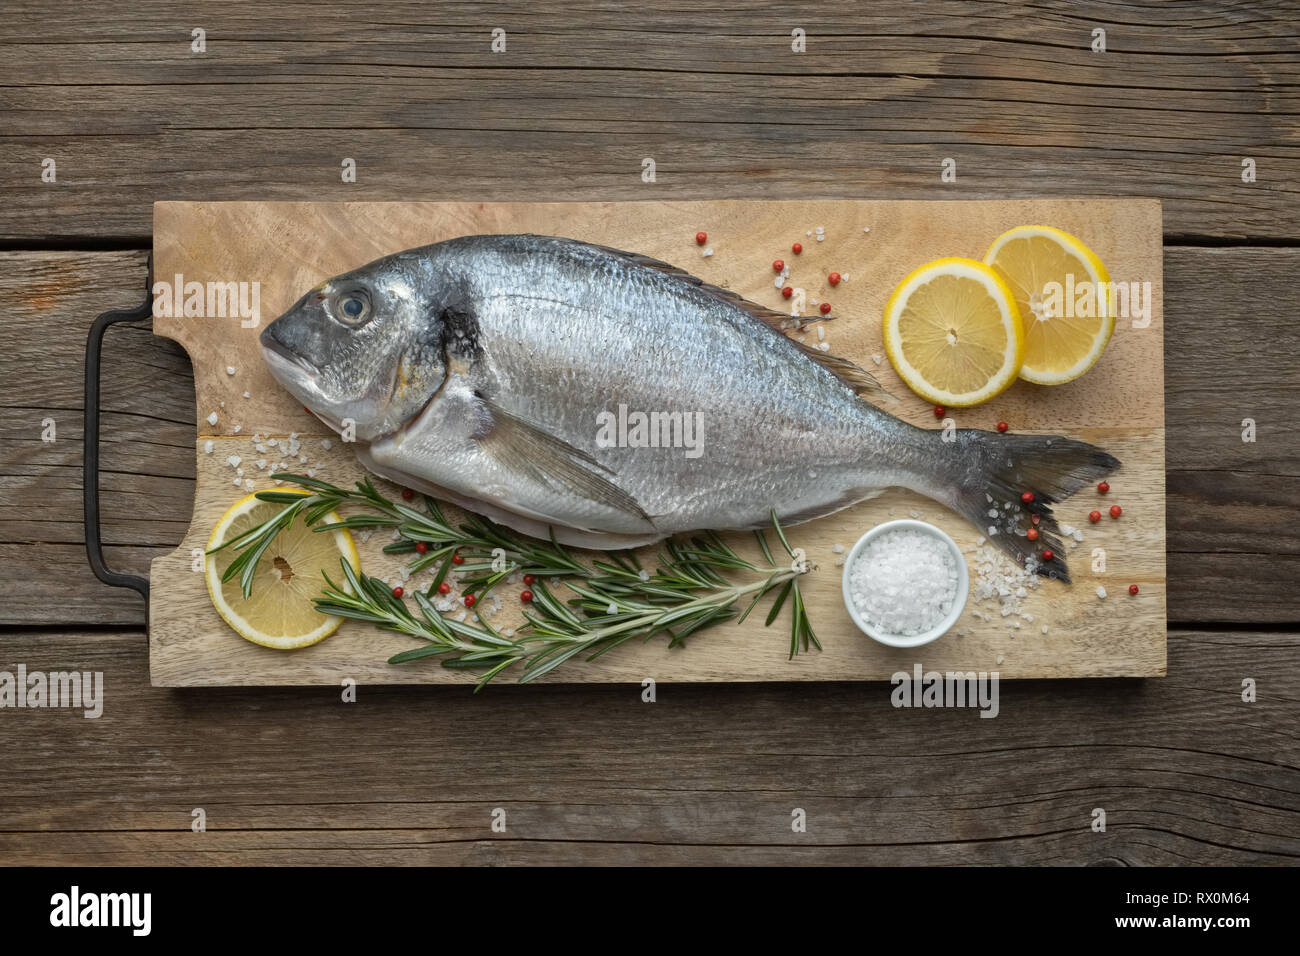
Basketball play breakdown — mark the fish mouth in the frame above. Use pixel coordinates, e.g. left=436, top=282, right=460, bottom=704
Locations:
left=260, top=337, right=319, bottom=379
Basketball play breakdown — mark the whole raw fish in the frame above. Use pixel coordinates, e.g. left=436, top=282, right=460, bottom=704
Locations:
left=261, top=235, right=1117, bottom=579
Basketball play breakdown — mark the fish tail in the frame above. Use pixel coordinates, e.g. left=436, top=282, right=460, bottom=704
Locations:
left=933, top=430, right=1120, bottom=583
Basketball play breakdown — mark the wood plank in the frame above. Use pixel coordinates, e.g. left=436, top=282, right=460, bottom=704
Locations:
left=148, top=198, right=1165, bottom=684
left=1, top=246, right=1294, bottom=628
left=0, top=628, right=1294, bottom=864
left=0, top=2, right=1296, bottom=240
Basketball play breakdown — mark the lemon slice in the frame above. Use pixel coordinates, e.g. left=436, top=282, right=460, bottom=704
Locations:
left=882, top=256, right=1025, bottom=407
left=205, top=491, right=359, bottom=650
left=983, top=225, right=1115, bottom=385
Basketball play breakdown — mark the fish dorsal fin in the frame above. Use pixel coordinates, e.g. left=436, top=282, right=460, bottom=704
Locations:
left=788, top=340, right=896, bottom=402
left=550, top=236, right=895, bottom=403
left=478, top=397, right=652, bottom=523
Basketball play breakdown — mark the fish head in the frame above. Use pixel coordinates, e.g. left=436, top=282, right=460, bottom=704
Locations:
left=260, top=255, right=449, bottom=442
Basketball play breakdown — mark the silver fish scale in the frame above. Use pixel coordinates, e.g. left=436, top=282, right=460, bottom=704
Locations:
left=401, top=235, right=936, bottom=533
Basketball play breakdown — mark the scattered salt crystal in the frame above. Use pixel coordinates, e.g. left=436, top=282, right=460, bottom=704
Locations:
left=232, top=477, right=241, bottom=486
left=321, top=439, right=333, bottom=450
left=233, top=425, right=242, bottom=433
left=226, top=455, right=241, bottom=468
left=203, top=440, right=214, bottom=454
left=871, top=353, right=883, bottom=366
left=235, top=467, right=244, bottom=477
left=976, top=536, right=985, bottom=546
left=638, top=569, right=650, bottom=582
left=1041, top=625, right=1048, bottom=634
left=226, top=366, right=235, bottom=376
left=268, top=438, right=278, bottom=447
left=818, top=342, right=830, bottom=351
left=242, top=391, right=250, bottom=399
left=702, top=247, right=713, bottom=258
left=243, top=479, right=254, bottom=491
left=817, top=326, right=825, bottom=341
left=816, top=235, right=825, bottom=242
left=299, top=455, right=307, bottom=463
left=863, top=227, right=871, bottom=233
left=1096, top=586, right=1107, bottom=599
left=206, top=412, right=218, bottom=426
left=606, top=602, right=618, bottom=615
left=996, top=655, right=1004, bottom=665
left=831, top=544, right=845, bottom=554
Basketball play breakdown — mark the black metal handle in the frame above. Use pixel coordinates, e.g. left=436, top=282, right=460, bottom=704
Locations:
left=84, top=257, right=153, bottom=602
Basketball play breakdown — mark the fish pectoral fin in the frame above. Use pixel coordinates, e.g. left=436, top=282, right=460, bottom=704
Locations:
left=478, top=399, right=652, bottom=523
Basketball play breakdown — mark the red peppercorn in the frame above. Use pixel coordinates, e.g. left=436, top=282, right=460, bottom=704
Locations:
left=1110, top=505, right=1122, bottom=518
left=1041, top=549, right=1054, bottom=562
left=1098, top=481, right=1110, bottom=494
left=1031, top=514, right=1040, bottom=526
left=401, top=488, right=414, bottom=500
left=415, top=541, right=428, bottom=554
left=997, top=421, right=1008, bottom=433
left=792, top=242, right=802, bottom=254
left=437, top=582, right=451, bottom=595
left=934, top=405, right=945, bottom=418
left=523, top=574, right=535, bottom=586
left=520, top=589, right=534, bottom=603
left=392, top=586, right=404, bottom=598
left=819, top=302, right=831, bottom=314
left=451, top=553, right=464, bottom=565
left=464, top=594, right=476, bottom=608
left=772, top=259, right=785, bottom=273
left=1128, top=584, right=1139, bottom=595
left=1027, top=527, right=1039, bottom=542
left=1088, top=510, right=1101, bottom=523
left=695, top=231, right=707, bottom=245
left=782, top=286, right=793, bottom=299
left=1021, top=491, right=1034, bottom=504
left=828, top=272, right=841, bottom=286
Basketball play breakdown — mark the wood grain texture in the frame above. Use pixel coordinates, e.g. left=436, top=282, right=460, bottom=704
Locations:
left=1, top=2, right=1297, bottom=240
left=1, top=246, right=1291, bottom=628
left=147, top=199, right=1165, bottom=684
left=0, top=628, right=1294, bottom=864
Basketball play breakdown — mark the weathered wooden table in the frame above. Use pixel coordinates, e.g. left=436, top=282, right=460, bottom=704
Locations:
left=1, top=2, right=1296, bottom=864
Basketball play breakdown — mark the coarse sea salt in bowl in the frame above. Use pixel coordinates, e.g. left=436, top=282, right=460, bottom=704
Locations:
left=841, top=519, right=969, bottom=648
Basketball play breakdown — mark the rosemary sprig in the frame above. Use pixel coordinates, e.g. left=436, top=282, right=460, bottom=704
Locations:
left=208, top=473, right=819, bottom=687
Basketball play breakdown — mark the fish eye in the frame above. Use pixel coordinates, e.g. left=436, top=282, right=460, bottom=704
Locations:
left=334, top=290, right=371, bottom=326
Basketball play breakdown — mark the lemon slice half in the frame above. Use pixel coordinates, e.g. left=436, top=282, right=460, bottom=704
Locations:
left=205, top=491, right=359, bottom=650
left=983, top=225, right=1115, bottom=385
left=882, top=256, right=1025, bottom=407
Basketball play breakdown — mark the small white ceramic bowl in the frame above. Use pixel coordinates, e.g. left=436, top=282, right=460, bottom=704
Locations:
left=840, top=519, right=970, bottom=648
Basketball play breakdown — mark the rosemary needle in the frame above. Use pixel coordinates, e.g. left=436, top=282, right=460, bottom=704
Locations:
left=211, top=473, right=819, bottom=688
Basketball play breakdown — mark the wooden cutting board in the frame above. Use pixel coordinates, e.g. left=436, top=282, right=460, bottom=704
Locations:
left=149, top=199, right=1165, bottom=686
